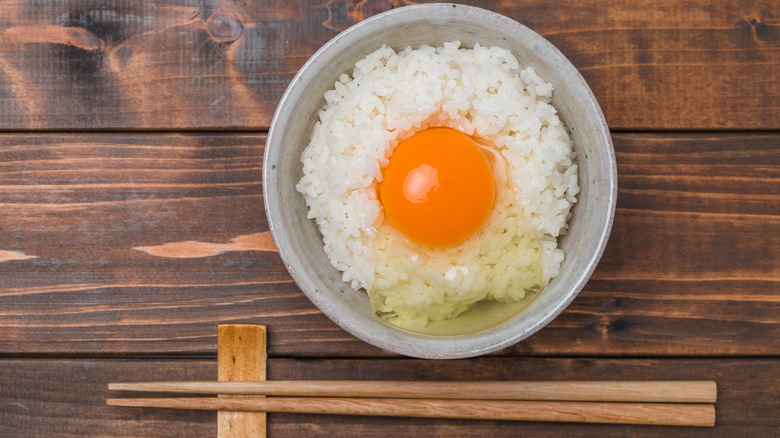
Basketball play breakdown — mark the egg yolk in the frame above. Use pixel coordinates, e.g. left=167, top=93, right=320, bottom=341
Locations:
left=379, top=127, right=495, bottom=248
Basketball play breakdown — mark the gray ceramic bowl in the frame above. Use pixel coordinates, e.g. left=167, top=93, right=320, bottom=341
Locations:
left=264, top=4, right=616, bottom=359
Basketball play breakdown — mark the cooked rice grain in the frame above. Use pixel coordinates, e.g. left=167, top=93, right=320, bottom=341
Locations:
left=297, top=42, right=579, bottom=321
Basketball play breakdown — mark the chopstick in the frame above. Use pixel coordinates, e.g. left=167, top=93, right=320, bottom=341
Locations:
left=108, top=380, right=717, bottom=403
left=107, top=380, right=717, bottom=426
left=106, top=397, right=716, bottom=426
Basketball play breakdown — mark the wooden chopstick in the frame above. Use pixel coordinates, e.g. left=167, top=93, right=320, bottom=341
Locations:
left=106, top=397, right=716, bottom=427
left=108, top=380, right=717, bottom=403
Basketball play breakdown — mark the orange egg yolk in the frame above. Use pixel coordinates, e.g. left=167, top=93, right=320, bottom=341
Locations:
left=379, top=127, right=495, bottom=248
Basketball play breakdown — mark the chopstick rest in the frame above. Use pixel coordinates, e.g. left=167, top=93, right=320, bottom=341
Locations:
left=217, top=324, right=267, bottom=438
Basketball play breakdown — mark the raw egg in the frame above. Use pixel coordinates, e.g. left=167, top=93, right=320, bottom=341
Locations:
left=379, top=127, right=495, bottom=247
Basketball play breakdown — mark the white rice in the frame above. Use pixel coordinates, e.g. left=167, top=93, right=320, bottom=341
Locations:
left=296, top=41, right=579, bottom=325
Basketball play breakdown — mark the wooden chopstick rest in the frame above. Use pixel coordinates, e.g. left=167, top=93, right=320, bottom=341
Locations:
left=217, top=324, right=267, bottom=438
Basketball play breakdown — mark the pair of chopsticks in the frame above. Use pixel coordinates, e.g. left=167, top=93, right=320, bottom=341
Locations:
left=107, top=380, right=716, bottom=427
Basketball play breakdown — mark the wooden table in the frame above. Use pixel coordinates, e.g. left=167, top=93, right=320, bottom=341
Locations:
left=1, top=1, right=778, bottom=436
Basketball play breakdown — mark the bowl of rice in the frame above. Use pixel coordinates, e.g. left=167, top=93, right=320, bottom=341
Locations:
left=264, top=3, right=617, bottom=358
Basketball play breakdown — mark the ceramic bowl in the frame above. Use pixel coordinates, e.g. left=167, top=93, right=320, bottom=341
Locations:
left=264, top=3, right=616, bottom=359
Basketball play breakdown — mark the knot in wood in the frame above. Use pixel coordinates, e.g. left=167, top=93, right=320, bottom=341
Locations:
left=207, top=12, right=243, bottom=43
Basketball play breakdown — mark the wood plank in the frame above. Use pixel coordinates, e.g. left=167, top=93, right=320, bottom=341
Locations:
left=1, top=357, right=779, bottom=437
left=0, top=133, right=777, bottom=356
left=0, top=0, right=776, bottom=130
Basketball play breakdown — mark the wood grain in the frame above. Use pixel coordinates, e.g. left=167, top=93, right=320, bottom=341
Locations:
left=3, top=357, right=779, bottom=436
left=1, top=1, right=776, bottom=436
left=217, top=324, right=266, bottom=438
left=108, top=380, right=718, bottom=403
left=0, top=0, right=776, bottom=130
left=106, top=397, right=716, bottom=427
left=0, top=132, right=777, bottom=356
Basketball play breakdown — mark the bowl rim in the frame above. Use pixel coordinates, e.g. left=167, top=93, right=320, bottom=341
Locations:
left=264, top=3, right=617, bottom=359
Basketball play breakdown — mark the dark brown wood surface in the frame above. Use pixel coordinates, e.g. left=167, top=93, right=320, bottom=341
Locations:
left=1, top=0, right=779, bottom=436
left=1, top=133, right=777, bottom=356
left=0, top=0, right=777, bottom=130
left=2, top=358, right=779, bottom=437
